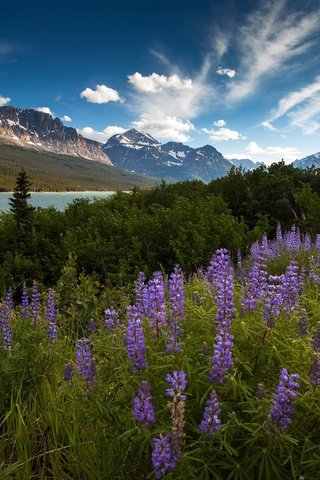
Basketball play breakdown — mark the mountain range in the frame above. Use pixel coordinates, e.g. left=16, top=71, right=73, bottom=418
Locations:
left=0, top=106, right=319, bottom=186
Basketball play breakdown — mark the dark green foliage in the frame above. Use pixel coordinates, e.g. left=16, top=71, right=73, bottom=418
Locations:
left=1, top=164, right=320, bottom=290
left=9, top=169, right=34, bottom=227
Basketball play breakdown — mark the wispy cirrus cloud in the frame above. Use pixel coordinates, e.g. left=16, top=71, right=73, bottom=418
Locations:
left=264, top=76, right=320, bottom=134
left=227, top=0, right=320, bottom=103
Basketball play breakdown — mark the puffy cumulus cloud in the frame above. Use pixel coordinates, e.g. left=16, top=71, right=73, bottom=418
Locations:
left=227, top=1, right=320, bottom=103
left=61, top=115, right=72, bottom=122
left=203, top=120, right=245, bottom=142
left=78, top=125, right=125, bottom=143
left=209, top=127, right=245, bottom=141
left=213, top=119, right=226, bottom=127
left=35, top=107, right=53, bottom=116
left=261, top=121, right=276, bottom=131
left=128, top=72, right=193, bottom=93
left=245, top=141, right=300, bottom=163
left=80, top=84, right=123, bottom=104
left=216, top=67, right=236, bottom=78
left=0, top=96, right=11, bottom=106
left=131, top=114, right=194, bottom=142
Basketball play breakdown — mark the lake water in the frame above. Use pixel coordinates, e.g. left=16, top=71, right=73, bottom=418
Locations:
left=0, top=191, right=116, bottom=212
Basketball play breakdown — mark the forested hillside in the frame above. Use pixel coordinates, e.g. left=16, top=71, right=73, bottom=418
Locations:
left=1, top=162, right=320, bottom=290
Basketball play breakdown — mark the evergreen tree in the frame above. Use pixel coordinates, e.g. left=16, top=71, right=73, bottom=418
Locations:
left=9, top=169, right=34, bottom=228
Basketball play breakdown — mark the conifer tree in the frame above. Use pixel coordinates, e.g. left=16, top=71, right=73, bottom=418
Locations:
left=9, top=169, right=34, bottom=228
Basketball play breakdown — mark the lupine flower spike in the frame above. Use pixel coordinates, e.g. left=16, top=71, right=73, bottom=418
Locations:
left=0, top=304, right=12, bottom=351
left=46, top=288, right=58, bottom=342
left=151, top=433, right=176, bottom=479
left=31, top=281, right=41, bottom=323
left=165, top=371, right=187, bottom=459
left=199, top=390, right=221, bottom=434
left=133, top=380, right=156, bottom=428
left=76, top=338, right=96, bottom=388
left=126, top=305, right=147, bottom=371
left=21, top=282, right=29, bottom=318
left=269, top=368, right=300, bottom=431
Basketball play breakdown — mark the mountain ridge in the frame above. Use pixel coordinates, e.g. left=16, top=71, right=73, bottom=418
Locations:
left=0, top=106, right=112, bottom=164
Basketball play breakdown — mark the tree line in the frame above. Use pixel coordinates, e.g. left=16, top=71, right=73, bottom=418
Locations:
left=1, top=162, right=320, bottom=292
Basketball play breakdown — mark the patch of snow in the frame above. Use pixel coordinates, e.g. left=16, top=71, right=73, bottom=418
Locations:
left=164, top=161, right=183, bottom=167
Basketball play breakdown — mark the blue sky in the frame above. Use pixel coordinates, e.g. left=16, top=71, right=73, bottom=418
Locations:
left=1, top=0, right=320, bottom=164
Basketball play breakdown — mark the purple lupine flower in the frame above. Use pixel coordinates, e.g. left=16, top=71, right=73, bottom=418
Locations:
left=104, top=307, right=120, bottom=331
left=126, top=305, right=147, bottom=371
left=132, top=380, right=156, bottom=428
left=147, top=271, right=167, bottom=334
left=281, top=261, right=299, bottom=313
left=242, top=251, right=267, bottom=312
left=304, top=233, right=311, bottom=251
left=262, top=276, right=284, bottom=328
left=135, top=272, right=149, bottom=317
left=210, top=327, right=234, bottom=384
left=88, top=319, right=97, bottom=333
left=165, top=371, right=187, bottom=400
left=298, top=266, right=306, bottom=295
left=21, top=282, right=29, bottom=318
left=0, top=304, right=12, bottom=350
left=76, top=338, right=96, bottom=388
left=269, top=368, right=300, bottom=431
left=299, top=308, right=309, bottom=337
left=310, top=356, right=320, bottom=387
left=6, top=288, right=14, bottom=309
left=165, top=370, right=187, bottom=459
left=256, top=383, right=265, bottom=400
left=46, top=288, right=58, bottom=342
left=312, top=322, right=320, bottom=352
left=152, top=433, right=177, bottom=479
left=199, top=390, right=221, bottom=434
left=64, top=363, right=74, bottom=381
left=210, top=248, right=234, bottom=328
left=167, top=266, right=185, bottom=354
left=31, top=281, right=41, bottom=322
left=315, top=233, right=320, bottom=251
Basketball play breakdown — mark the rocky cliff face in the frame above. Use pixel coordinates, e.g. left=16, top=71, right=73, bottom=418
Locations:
left=103, top=129, right=233, bottom=182
left=0, top=106, right=112, bottom=164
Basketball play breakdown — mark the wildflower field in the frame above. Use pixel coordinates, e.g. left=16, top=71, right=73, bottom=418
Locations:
left=1, top=226, right=320, bottom=479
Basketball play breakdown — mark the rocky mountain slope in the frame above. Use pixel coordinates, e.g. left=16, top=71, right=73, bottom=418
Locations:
left=293, top=152, right=320, bottom=169
left=0, top=106, right=111, bottom=164
left=103, top=129, right=232, bottom=182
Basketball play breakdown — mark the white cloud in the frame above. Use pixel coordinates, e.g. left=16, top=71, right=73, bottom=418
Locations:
left=80, top=84, right=122, bottom=104
left=35, top=107, right=53, bottom=116
left=227, top=1, right=320, bottom=103
left=216, top=67, right=236, bottom=78
left=287, top=94, right=320, bottom=134
left=128, top=72, right=193, bottom=93
left=244, top=141, right=300, bottom=163
left=203, top=120, right=245, bottom=142
left=261, top=121, right=276, bottom=131
left=127, top=59, right=214, bottom=142
left=269, top=76, right=320, bottom=122
left=209, top=127, right=245, bottom=142
left=213, top=119, right=226, bottom=127
left=131, top=114, right=194, bottom=142
left=61, top=115, right=72, bottom=122
left=79, top=125, right=125, bottom=143
left=0, top=96, right=11, bottom=106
